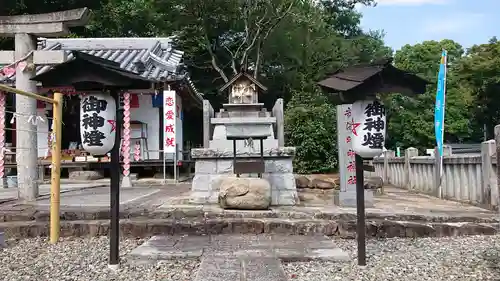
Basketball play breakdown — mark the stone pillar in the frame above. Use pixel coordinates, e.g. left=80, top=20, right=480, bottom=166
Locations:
left=494, top=125, right=500, bottom=209
left=15, top=33, right=39, bottom=201
left=202, top=100, right=212, bottom=148
left=382, top=150, right=395, bottom=185
left=481, top=140, right=496, bottom=208
left=0, top=92, right=5, bottom=188
left=272, top=98, right=285, bottom=147
left=404, top=147, right=418, bottom=189
left=121, top=92, right=132, bottom=188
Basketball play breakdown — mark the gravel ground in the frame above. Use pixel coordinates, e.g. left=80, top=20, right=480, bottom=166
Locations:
left=283, top=235, right=500, bottom=281
left=0, top=237, right=199, bottom=281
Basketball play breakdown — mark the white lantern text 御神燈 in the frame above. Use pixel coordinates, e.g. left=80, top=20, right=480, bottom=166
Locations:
left=80, top=93, right=117, bottom=156
left=350, top=99, right=386, bottom=159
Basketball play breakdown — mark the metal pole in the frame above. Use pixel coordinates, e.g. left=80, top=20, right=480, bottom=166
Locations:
left=109, top=91, right=121, bottom=268
left=355, top=153, right=366, bottom=266
left=49, top=92, right=63, bottom=244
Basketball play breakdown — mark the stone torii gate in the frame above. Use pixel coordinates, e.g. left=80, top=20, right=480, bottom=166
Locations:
left=0, top=8, right=90, bottom=200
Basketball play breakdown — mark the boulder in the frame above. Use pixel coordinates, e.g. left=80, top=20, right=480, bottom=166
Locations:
left=295, top=175, right=310, bottom=188
left=218, top=177, right=271, bottom=210
left=68, top=170, right=104, bottom=180
left=310, top=174, right=339, bottom=189
left=364, top=176, right=383, bottom=190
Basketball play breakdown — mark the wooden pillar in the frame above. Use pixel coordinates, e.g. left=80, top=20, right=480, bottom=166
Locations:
left=121, top=92, right=132, bottom=187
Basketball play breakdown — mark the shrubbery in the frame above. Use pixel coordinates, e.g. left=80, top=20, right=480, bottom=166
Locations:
left=284, top=89, right=338, bottom=174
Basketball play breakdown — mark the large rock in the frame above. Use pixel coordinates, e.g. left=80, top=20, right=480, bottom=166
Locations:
left=295, top=175, right=310, bottom=188
left=218, top=177, right=271, bottom=210
left=294, top=174, right=340, bottom=190
left=364, top=176, right=383, bottom=190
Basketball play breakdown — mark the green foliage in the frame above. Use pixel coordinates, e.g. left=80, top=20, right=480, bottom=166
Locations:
left=384, top=40, right=474, bottom=152
left=284, top=88, right=337, bottom=174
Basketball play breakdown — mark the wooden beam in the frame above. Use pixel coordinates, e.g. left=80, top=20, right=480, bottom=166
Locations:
left=0, top=22, right=69, bottom=37
left=0, top=84, right=56, bottom=104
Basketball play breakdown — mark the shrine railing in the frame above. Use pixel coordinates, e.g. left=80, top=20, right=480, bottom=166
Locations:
left=372, top=141, right=498, bottom=210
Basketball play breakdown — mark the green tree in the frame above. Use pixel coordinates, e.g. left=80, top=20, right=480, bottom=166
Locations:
left=384, top=39, right=474, bottom=151
left=453, top=37, right=500, bottom=140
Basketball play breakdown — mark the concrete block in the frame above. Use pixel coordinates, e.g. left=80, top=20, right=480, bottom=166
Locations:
left=195, top=160, right=217, bottom=174
left=217, top=160, right=234, bottom=174
left=263, top=173, right=296, bottom=190
left=336, top=189, right=374, bottom=207
left=271, top=189, right=298, bottom=206
left=265, top=159, right=293, bottom=173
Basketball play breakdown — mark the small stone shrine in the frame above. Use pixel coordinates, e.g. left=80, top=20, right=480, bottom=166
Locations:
left=190, top=72, right=298, bottom=207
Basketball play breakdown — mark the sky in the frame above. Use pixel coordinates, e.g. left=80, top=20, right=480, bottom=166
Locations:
left=357, top=0, right=499, bottom=51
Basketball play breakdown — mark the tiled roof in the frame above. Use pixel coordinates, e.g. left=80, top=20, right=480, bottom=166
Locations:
left=1, top=37, right=203, bottom=99
left=39, top=41, right=181, bottom=81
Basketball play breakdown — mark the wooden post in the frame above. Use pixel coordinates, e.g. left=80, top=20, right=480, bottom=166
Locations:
left=382, top=150, right=395, bottom=194
left=49, top=92, right=63, bottom=244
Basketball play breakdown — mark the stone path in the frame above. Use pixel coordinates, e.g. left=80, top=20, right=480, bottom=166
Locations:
left=128, top=234, right=350, bottom=281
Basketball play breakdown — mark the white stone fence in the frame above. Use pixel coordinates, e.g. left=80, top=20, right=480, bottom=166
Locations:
left=368, top=141, right=498, bottom=210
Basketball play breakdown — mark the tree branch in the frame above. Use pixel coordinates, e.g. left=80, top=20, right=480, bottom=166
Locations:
left=253, top=38, right=263, bottom=78
left=223, top=44, right=238, bottom=75
left=239, top=3, right=269, bottom=68
left=199, top=3, right=229, bottom=83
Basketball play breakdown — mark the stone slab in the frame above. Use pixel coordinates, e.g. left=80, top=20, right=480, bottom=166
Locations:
left=35, top=186, right=160, bottom=207
left=129, top=235, right=209, bottom=260
left=0, top=183, right=107, bottom=201
left=194, top=256, right=241, bottom=281
left=336, top=189, right=375, bottom=208
left=128, top=234, right=350, bottom=263
left=192, top=256, right=288, bottom=281
left=241, top=257, right=288, bottom=281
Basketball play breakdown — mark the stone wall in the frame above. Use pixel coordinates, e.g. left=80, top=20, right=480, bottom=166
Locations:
left=190, top=149, right=297, bottom=206
left=371, top=141, right=498, bottom=210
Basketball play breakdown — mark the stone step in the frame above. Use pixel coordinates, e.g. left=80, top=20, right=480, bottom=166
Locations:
left=0, top=218, right=498, bottom=239
left=1, top=206, right=496, bottom=223
left=127, top=234, right=350, bottom=262
left=194, top=256, right=288, bottom=281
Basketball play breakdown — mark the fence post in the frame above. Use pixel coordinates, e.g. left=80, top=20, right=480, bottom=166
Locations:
left=495, top=125, right=500, bottom=209
left=382, top=150, right=395, bottom=189
left=404, top=147, right=418, bottom=189
left=481, top=140, right=496, bottom=208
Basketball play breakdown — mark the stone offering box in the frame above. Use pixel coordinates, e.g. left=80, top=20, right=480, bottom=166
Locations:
left=190, top=72, right=298, bottom=206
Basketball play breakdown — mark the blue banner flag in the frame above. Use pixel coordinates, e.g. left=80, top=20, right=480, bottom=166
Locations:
left=434, top=50, right=447, bottom=157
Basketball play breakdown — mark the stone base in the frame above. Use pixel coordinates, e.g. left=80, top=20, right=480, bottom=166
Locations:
left=190, top=157, right=298, bottom=206
left=334, top=190, right=374, bottom=207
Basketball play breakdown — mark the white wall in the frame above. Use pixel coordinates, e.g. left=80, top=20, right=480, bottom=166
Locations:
left=129, top=94, right=160, bottom=159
